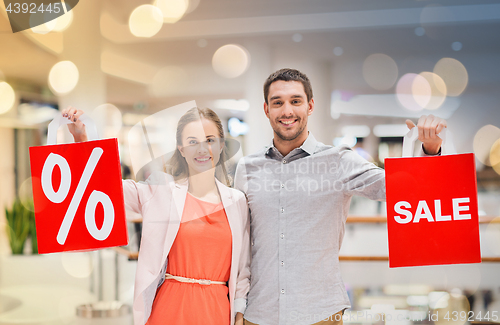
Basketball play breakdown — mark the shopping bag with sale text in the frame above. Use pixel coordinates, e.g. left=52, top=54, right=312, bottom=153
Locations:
left=385, top=128, right=480, bottom=268
left=29, top=114, right=127, bottom=254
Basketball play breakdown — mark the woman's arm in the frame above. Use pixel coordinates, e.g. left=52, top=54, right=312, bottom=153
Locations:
left=62, top=106, right=88, bottom=142
left=62, top=107, right=145, bottom=215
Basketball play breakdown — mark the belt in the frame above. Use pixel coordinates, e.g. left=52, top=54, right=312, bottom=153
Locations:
left=165, top=273, right=226, bottom=286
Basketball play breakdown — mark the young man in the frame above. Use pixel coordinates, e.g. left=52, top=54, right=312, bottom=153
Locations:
left=234, top=68, right=446, bottom=325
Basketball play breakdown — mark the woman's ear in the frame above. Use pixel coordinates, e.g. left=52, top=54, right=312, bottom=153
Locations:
left=178, top=145, right=185, bottom=157
left=219, top=140, right=225, bottom=153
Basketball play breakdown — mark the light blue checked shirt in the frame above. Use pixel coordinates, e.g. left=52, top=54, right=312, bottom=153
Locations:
left=234, top=133, right=388, bottom=325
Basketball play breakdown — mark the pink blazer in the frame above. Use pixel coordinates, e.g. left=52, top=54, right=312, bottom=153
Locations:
left=122, top=172, right=251, bottom=325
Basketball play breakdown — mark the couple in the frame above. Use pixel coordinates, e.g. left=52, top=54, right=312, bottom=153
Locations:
left=64, top=68, right=446, bottom=325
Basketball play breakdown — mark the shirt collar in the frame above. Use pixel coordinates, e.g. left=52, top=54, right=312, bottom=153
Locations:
left=300, top=132, right=318, bottom=155
left=265, top=132, right=318, bottom=156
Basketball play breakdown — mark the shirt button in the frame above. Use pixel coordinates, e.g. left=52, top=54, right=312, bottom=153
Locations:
left=281, top=183, right=284, bottom=188
left=281, top=289, right=285, bottom=294
left=281, top=208, right=284, bottom=213
left=280, top=233, right=284, bottom=239
left=281, top=261, right=284, bottom=266
left=282, top=159, right=286, bottom=164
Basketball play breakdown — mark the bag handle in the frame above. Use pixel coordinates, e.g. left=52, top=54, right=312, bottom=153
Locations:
left=47, top=113, right=99, bottom=145
left=402, top=127, right=456, bottom=157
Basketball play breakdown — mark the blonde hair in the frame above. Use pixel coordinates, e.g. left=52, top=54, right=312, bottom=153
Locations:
left=164, top=107, right=231, bottom=186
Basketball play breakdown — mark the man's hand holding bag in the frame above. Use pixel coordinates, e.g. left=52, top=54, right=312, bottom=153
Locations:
left=385, top=127, right=481, bottom=268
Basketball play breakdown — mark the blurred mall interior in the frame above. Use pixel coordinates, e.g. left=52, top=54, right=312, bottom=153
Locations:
left=0, top=0, right=499, bottom=324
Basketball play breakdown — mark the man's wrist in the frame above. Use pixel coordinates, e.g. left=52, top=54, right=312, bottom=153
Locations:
left=422, top=144, right=441, bottom=155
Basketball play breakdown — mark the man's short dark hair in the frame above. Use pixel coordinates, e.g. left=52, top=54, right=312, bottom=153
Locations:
left=263, top=68, right=313, bottom=104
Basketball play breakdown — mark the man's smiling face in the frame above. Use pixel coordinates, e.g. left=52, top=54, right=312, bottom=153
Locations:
left=264, top=80, right=313, bottom=142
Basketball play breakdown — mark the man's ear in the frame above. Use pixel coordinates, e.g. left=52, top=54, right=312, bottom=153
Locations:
left=178, top=145, right=185, bottom=157
left=264, top=102, right=270, bottom=118
left=308, top=98, right=315, bottom=116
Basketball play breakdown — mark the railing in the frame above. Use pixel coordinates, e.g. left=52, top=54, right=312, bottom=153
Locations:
left=114, top=216, right=500, bottom=261
left=128, top=216, right=500, bottom=224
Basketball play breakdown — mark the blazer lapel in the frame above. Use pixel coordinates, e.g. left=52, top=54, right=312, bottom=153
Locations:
left=160, top=178, right=187, bottom=272
left=217, top=179, right=239, bottom=295
left=172, top=179, right=188, bottom=221
left=217, top=179, right=235, bottom=227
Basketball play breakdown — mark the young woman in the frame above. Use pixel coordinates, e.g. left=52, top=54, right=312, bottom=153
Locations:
left=63, top=107, right=250, bottom=325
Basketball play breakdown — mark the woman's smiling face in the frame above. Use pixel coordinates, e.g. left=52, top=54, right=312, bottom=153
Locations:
left=178, top=118, right=223, bottom=175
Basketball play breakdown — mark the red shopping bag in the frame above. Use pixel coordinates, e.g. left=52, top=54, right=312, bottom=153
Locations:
left=29, top=114, right=127, bottom=254
left=385, top=128, right=481, bottom=268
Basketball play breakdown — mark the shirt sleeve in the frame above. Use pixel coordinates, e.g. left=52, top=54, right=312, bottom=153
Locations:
left=339, top=142, right=442, bottom=201
left=339, top=146, right=387, bottom=201
left=234, top=157, right=249, bottom=196
left=420, top=144, right=442, bottom=156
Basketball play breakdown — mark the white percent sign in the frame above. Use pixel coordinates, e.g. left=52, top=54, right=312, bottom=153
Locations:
left=41, top=147, right=115, bottom=245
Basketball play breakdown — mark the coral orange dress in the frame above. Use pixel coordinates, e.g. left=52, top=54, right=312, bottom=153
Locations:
left=145, top=192, right=232, bottom=325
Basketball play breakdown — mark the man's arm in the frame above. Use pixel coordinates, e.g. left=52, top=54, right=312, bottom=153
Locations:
left=343, top=115, right=447, bottom=200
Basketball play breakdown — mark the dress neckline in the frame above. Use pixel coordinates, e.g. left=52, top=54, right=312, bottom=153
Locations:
left=187, top=191, right=222, bottom=205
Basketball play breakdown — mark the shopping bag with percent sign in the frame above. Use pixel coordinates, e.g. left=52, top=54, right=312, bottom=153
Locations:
left=29, top=114, right=127, bottom=254
left=385, top=128, right=481, bottom=268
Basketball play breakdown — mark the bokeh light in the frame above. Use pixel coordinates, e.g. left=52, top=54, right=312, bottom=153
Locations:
left=473, top=125, right=500, bottom=166
left=19, top=177, right=34, bottom=211
left=428, top=291, right=450, bottom=309
left=186, top=0, right=200, bottom=13
left=129, top=4, right=163, bottom=38
left=52, top=9, right=74, bottom=32
left=363, top=53, right=398, bottom=91
left=0, top=81, right=16, bottom=114
left=491, top=138, right=500, bottom=175
left=212, top=44, right=250, bottom=79
left=154, top=0, right=188, bottom=24
left=396, top=73, right=430, bottom=111
left=197, top=39, right=207, bottom=48
left=418, top=71, right=447, bottom=110
left=411, top=73, right=432, bottom=108
left=433, top=58, right=468, bottom=97
left=333, top=47, right=343, bottom=56
left=433, top=291, right=470, bottom=325
left=61, top=252, right=93, bottom=278
left=333, top=136, right=357, bottom=148
left=485, top=217, right=500, bottom=254
left=48, top=61, right=79, bottom=95
left=27, top=177, right=48, bottom=213
left=452, top=41, right=462, bottom=51
left=228, top=117, right=249, bottom=137
left=150, top=66, right=189, bottom=97
left=30, top=5, right=73, bottom=34
left=292, top=33, right=303, bottom=42
left=443, top=265, right=481, bottom=295
left=91, top=104, right=123, bottom=139
left=414, top=27, right=425, bottom=36
left=30, top=14, right=56, bottom=34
